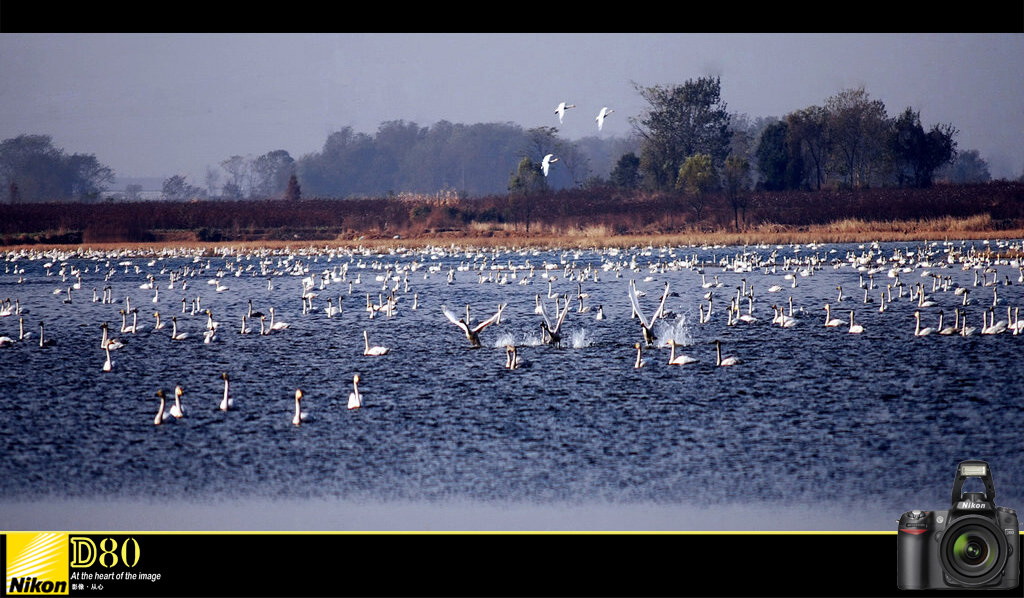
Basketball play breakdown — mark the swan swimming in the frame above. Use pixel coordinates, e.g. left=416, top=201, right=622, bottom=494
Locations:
left=153, top=389, right=172, bottom=425
left=347, top=374, right=362, bottom=409
left=169, top=317, right=189, bottom=341
left=219, top=372, right=234, bottom=411
left=848, top=310, right=865, bottom=334
left=667, top=339, right=698, bottom=365
left=169, top=385, right=185, bottom=418
left=505, top=345, right=528, bottom=369
left=101, top=344, right=113, bottom=372
left=292, top=389, right=311, bottom=425
left=363, top=330, right=390, bottom=356
left=712, top=340, right=740, bottom=367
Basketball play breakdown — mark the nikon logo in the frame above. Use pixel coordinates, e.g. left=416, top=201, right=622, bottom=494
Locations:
left=8, top=577, right=68, bottom=594
left=958, top=501, right=986, bottom=509
left=4, top=533, right=69, bottom=595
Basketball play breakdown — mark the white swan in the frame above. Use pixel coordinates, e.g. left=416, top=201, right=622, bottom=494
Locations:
left=848, top=310, right=865, bottom=334
left=538, top=295, right=572, bottom=346
left=347, top=374, right=362, bottom=409
left=443, top=303, right=505, bottom=348
left=363, top=329, right=390, bottom=355
left=627, top=279, right=670, bottom=346
left=219, top=372, right=234, bottom=411
left=101, top=344, right=113, bottom=372
left=937, top=310, right=959, bottom=335
left=169, top=385, right=185, bottom=418
left=633, top=343, right=645, bottom=368
left=38, top=321, right=56, bottom=347
left=268, top=307, right=289, bottom=331
left=292, top=389, right=311, bottom=426
left=18, top=317, right=32, bottom=341
left=554, top=101, right=576, bottom=123
left=100, top=322, right=124, bottom=350
left=823, top=304, right=844, bottom=327
left=119, top=309, right=136, bottom=334
left=595, top=106, right=614, bottom=131
left=913, top=310, right=935, bottom=336
left=541, top=153, right=558, bottom=177
left=154, top=390, right=172, bottom=425
left=505, top=345, right=529, bottom=369
left=713, top=340, right=740, bottom=366
left=667, top=339, right=698, bottom=365
left=169, top=317, right=189, bottom=340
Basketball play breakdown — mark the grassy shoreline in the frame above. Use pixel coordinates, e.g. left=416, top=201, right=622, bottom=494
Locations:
left=3, top=217, right=1023, bottom=254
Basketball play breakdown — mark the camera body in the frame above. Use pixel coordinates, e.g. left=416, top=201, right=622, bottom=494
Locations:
left=897, top=460, right=1019, bottom=590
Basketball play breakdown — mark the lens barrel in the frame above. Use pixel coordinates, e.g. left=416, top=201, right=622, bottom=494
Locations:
left=940, top=517, right=1007, bottom=585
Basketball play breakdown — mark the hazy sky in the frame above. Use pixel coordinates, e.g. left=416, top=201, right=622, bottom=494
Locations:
left=1, top=33, right=1022, bottom=185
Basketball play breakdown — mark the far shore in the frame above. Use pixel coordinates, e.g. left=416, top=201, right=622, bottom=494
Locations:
left=2, top=226, right=1024, bottom=257
left=3, top=221, right=1024, bottom=256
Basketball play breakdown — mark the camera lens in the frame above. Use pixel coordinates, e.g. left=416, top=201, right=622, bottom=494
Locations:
left=953, top=533, right=990, bottom=567
left=941, top=520, right=1004, bottom=582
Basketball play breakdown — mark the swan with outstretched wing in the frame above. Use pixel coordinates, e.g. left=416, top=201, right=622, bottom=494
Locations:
left=443, top=303, right=506, bottom=348
left=539, top=293, right=572, bottom=346
left=628, top=279, right=670, bottom=346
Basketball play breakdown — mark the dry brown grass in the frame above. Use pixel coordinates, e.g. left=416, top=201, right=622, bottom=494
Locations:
left=5, top=215, right=1023, bottom=255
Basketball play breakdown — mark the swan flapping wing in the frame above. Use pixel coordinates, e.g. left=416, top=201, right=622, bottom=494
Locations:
left=628, top=280, right=651, bottom=328
left=441, top=305, right=468, bottom=331
left=472, top=304, right=506, bottom=334
left=652, top=282, right=671, bottom=322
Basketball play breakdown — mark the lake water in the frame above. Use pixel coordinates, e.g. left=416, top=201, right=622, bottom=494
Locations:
left=1, top=239, right=1022, bottom=531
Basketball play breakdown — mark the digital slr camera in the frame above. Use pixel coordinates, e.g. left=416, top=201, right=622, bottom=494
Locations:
left=897, top=460, right=1019, bottom=590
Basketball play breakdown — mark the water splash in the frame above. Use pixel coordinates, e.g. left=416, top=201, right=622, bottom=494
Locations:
left=569, top=328, right=592, bottom=348
left=656, top=314, right=694, bottom=347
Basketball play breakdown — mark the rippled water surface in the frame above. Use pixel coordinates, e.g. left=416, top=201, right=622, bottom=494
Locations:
left=1, top=239, right=1022, bottom=530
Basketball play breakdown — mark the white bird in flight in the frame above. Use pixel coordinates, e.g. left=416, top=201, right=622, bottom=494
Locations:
left=554, top=102, right=576, bottom=124
left=541, top=154, right=558, bottom=177
left=595, top=106, right=614, bottom=131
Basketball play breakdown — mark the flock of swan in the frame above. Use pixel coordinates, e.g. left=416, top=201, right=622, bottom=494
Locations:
left=2, top=236, right=1024, bottom=429
left=542, top=101, right=614, bottom=178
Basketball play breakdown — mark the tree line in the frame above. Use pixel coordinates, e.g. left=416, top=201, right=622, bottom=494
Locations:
left=0, top=78, right=1007, bottom=206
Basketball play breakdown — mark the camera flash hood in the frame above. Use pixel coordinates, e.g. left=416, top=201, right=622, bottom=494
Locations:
left=951, top=460, right=996, bottom=506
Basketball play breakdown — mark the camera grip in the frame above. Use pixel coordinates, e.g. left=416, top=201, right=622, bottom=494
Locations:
left=897, top=517, right=930, bottom=590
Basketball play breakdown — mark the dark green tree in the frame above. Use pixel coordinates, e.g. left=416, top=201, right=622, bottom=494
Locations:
left=936, top=149, right=990, bottom=184
left=722, top=154, right=751, bottom=230
left=252, top=149, right=296, bottom=198
left=632, top=76, right=732, bottom=191
left=889, top=107, right=957, bottom=188
left=676, top=153, right=719, bottom=223
left=220, top=155, right=251, bottom=197
left=824, top=87, right=889, bottom=188
left=756, top=121, right=790, bottom=191
left=0, top=134, right=113, bottom=202
left=162, top=175, right=203, bottom=200
left=507, top=156, right=545, bottom=232
left=285, top=174, right=302, bottom=201
left=610, top=152, right=641, bottom=189
left=786, top=106, right=830, bottom=190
